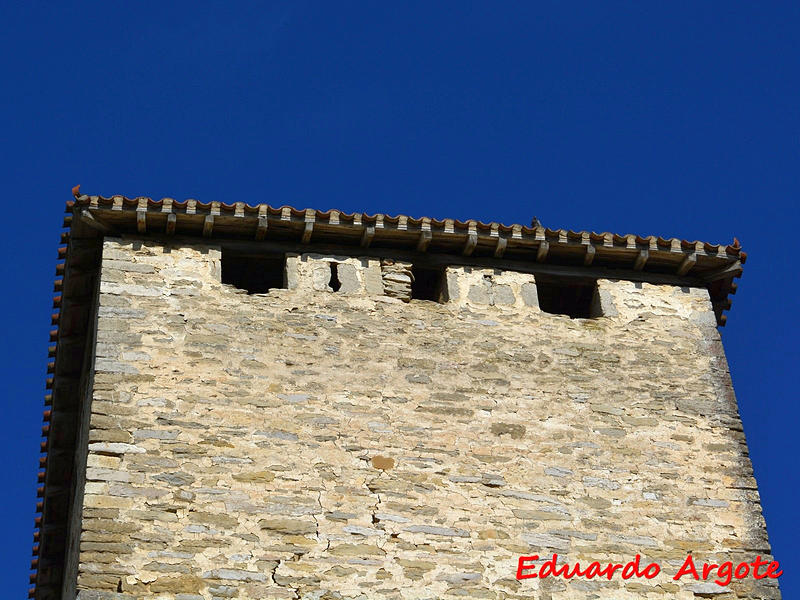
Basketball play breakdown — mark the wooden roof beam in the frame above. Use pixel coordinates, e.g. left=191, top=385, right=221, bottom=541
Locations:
left=202, top=215, right=214, bottom=237
left=136, top=198, right=148, bottom=233
left=301, top=210, right=316, bottom=243
left=536, top=240, right=549, bottom=263
left=704, top=260, right=742, bottom=282
left=463, top=232, right=478, bottom=256
left=255, top=206, right=268, bottom=240
left=633, top=249, right=649, bottom=271
left=416, top=230, right=432, bottom=252
left=462, top=222, right=478, bottom=256
left=360, top=225, right=375, bottom=248
left=494, top=236, right=507, bottom=258
left=165, top=213, right=176, bottom=236
left=79, top=210, right=113, bottom=234
left=677, top=252, right=697, bottom=276
left=302, top=222, right=314, bottom=243
left=584, top=244, right=596, bottom=266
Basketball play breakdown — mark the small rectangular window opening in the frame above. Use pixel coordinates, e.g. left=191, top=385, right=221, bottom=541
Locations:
left=536, top=278, right=601, bottom=318
left=411, top=265, right=445, bottom=301
left=329, top=262, right=342, bottom=292
left=221, top=251, right=286, bottom=294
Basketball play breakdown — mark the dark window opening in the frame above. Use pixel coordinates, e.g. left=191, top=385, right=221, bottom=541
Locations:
left=221, top=252, right=286, bottom=294
left=329, top=262, right=342, bottom=292
left=411, top=265, right=445, bottom=301
left=536, top=279, right=601, bottom=318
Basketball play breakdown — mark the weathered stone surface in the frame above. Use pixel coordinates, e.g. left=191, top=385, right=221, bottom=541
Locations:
left=149, top=575, right=204, bottom=593
left=72, top=238, right=779, bottom=599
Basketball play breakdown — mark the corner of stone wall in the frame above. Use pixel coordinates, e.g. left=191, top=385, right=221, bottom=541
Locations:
left=363, top=258, right=384, bottom=295
left=207, top=246, right=222, bottom=282
left=594, top=280, right=619, bottom=317
left=285, top=253, right=301, bottom=290
left=686, top=286, right=776, bottom=565
left=443, top=268, right=460, bottom=302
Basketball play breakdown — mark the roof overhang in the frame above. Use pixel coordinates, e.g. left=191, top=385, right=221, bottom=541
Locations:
left=71, top=189, right=743, bottom=326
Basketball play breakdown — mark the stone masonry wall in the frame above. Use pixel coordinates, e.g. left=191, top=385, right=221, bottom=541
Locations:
left=75, top=236, right=779, bottom=600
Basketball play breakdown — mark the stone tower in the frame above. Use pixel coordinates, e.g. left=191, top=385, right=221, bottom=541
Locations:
left=31, top=188, right=780, bottom=599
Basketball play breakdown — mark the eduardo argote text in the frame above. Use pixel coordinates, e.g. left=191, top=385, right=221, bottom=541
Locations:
left=517, top=553, right=782, bottom=587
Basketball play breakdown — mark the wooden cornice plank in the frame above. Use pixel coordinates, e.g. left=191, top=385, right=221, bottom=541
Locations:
left=677, top=252, right=697, bottom=276
left=634, top=249, right=649, bottom=271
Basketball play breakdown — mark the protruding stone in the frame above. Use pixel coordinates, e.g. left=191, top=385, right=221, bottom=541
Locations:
left=88, top=443, right=146, bottom=455
left=371, top=455, right=395, bottom=470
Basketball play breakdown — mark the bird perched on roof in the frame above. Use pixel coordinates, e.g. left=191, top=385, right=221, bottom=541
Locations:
left=530, top=216, right=542, bottom=228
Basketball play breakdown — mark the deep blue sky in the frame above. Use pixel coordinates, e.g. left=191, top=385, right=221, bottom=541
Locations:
left=2, top=2, right=797, bottom=596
